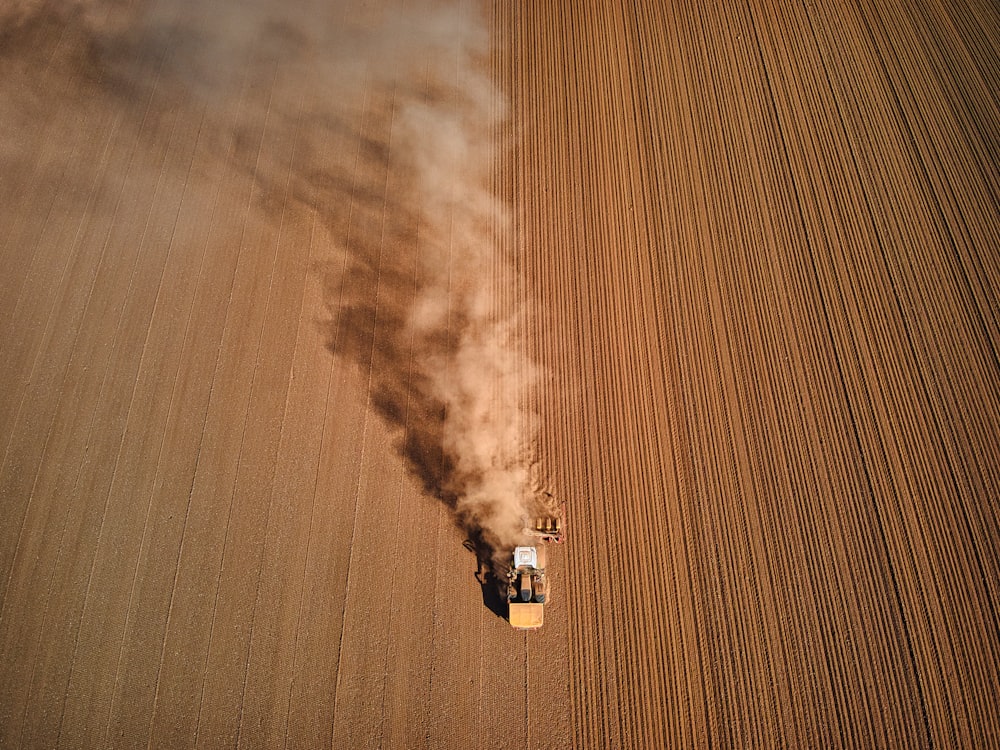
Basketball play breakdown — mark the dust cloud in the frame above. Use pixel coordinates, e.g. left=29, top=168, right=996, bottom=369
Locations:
left=0, top=0, right=542, bottom=573
left=320, top=3, right=545, bottom=575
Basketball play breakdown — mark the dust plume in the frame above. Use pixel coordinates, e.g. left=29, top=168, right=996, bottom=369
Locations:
left=0, top=0, right=543, bottom=573
left=323, top=3, right=546, bottom=575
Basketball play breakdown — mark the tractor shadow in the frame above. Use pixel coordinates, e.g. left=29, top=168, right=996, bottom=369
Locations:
left=466, top=538, right=509, bottom=621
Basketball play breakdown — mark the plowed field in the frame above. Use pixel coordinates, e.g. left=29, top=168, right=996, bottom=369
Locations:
left=1, top=0, right=998, bottom=748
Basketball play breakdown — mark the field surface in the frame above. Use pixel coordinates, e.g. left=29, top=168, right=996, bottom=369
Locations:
left=1, top=0, right=998, bottom=748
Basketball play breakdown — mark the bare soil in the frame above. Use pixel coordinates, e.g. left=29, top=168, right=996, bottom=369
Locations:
left=1, top=0, right=998, bottom=747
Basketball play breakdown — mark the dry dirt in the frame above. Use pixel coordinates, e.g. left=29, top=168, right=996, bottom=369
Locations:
left=1, top=0, right=999, bottom=747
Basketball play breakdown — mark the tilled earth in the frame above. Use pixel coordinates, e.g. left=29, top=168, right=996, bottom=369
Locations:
left=1, top=1, right=998, bottom=747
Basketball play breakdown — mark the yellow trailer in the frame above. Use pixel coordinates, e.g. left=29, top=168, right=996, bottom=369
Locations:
left=508, top=601, right=544, bottom=630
